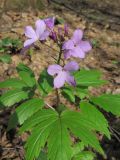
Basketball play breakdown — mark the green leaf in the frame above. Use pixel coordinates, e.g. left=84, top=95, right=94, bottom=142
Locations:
left=7, top=112, right=18, bottom=131
left=11, top=39, right=22, bottom=47
left=25, top=121, right=54, bottom=160
left=1, top=37, right=21, bottom=47
left=91, top=39, right=100, bottom=48
left=73, top=151, right=95, bottom=160
left=80, top=102, right=110, bottom=138
left=37, top=151, right=47, bottom=160
left=21, top=108, right=104, bottom=160
left=16, top=98, right=44, bottom=125
left=23, top=109, right=58, bottom=160
left=62, top=110, right=104, bottom=154
left=72, top=142, right=84, bottom=156
left=62, top=87, right=75, bottom=103
left=75, top=87, right=89, bottom=99
left=23, top=109, right=73, bottom=160
left=0, top=89, right=29, bottom=107
left=20, top=109, right=57, bottom=133
left=56, top=17, right=65, bottom=24
left=91, top=94, right=120, bottom=116
left=0, top=47, right=5, bottom=53
left=0, top=78, right=27, bottom=89
left=56, top=104, right=67, bottom=114
left=2, top=37, right=12, bottom=46
left=48, top=120, right=72, bottom=160
left=62, top=86, right=89, bottom=103
left=38, top=69, right=53, bottom=96
left=17, top=63, right=36, bottom=87
left=74, top=69, right=107, bottom=86
left=0, top=54, right=12, bottom=63
left=7, top=98, right=44, bottom=130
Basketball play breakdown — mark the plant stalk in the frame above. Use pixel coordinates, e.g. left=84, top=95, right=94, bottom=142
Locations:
left=56, top=43, right=63, bottom=107
left=57, top=43, right=62, bottom=64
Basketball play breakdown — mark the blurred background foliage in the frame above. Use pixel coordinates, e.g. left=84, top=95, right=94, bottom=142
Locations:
left=0, top=0, right=120, bottom=13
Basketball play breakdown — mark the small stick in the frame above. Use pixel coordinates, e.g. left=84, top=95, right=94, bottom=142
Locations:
left=45, top=102, right=55, bottom=111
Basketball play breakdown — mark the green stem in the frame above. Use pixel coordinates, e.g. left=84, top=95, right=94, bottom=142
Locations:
left=56, top=43, right=63, bottom=107
left=57, top=43, right=62, bottom=64
left=56, top=89, right=60, bottom=107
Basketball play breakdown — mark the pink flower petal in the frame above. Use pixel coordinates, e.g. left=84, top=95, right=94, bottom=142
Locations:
left=62, top=40, right=74, bottom=50
left=65, top=73, right=76, bottom=86
left=44, top=17, right=55, bottom=29
left=47, top=64, right=62, bottom=76
left=64, top=61, right=79, bottom=72
left=24, top=39, right=36, bottom=47
left=39, top=30, right=50, bottom=41
left=79, top=41, right=92, bottom=52
left=24, top=26, right=37, bottom=39
left=72, top=29, right=83, bottom=44
left=35, top=20, right=46, bottom=38
left=64, top=50, right=72, bottom=59
left=54, top=71, right=66, bottom=88
left=72, top=46, right=85, bottom=58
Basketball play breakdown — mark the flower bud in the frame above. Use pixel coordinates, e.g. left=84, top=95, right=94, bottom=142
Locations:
left=50, top=31, right=57, bottom=41
left=64, top=24, right=69, bottom=36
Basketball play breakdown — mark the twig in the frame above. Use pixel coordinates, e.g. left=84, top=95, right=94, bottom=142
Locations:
left=3, top=146, right=22, bottom=150
left=45, top=102, right=55, bottom=111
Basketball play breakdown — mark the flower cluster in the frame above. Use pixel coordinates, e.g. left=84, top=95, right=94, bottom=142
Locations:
left=24, top=17, right=92, bottom=88
left=62, top=29, right=91, bottom=59
left=24, top=17, right=55, bottom=47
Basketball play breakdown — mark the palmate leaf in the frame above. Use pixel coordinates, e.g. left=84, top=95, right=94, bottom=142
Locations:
left=0, top=89, right=29, bottom=107
left=20, top=109, right=104, bottom=160
left=0, top=78, right=27, bottom=89
left=91, top=94, right=120, bottom=116
left=74, top=69, right=107, bottom=86
left=7, top=98, right=44, bottom=130
left=22, top=109, right=72, bottom=160
left=17, top=63, right=36, bottom=88
left=80, top=102, right=110, bottom=138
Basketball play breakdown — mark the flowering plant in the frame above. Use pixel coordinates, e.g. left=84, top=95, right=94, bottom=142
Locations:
left=0, top=17, right=120, bottom=160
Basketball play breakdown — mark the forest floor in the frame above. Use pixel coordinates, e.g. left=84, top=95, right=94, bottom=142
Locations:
left=0, top=2, right=120, bottom=160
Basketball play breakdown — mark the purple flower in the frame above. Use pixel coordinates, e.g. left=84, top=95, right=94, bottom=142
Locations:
left=44, top=17, right=57, bottom=41
left=44, top=17, right=55, bottom=30
left=24, top=19, right=50, bottom=47
left=47, top=61, right=79, bottom=88
left=62, top=29, right=92, bottom=59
